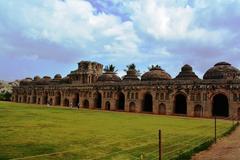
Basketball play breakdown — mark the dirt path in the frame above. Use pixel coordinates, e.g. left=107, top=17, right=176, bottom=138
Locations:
left=192, top=126, right=240, bottom=160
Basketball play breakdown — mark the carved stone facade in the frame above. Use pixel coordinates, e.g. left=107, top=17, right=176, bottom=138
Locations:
left=12, top=61, right=240, bottom=118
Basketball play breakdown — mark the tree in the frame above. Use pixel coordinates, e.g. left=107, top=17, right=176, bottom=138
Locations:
left=124, top=63, right=141, bottom=77
left=104, top=64, right=118, bottom=73
left=148, top=64, right=162, bottom=71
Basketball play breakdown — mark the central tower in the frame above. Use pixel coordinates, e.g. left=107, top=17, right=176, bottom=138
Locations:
left=68, top=61, right=103, bottom=84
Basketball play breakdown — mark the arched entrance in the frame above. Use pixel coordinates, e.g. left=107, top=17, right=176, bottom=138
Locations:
left=42, top=94, right=48, bottom=105
left=63, top=99, right=69, bottom=107
left=143, top=93, right=153, bottom=112
left=105, top=101, right=110, bottom=110
left=23, top=95, right=27, bottom=103
left=129, top=102, right=135, bottom=112
left=212, top=94, right=229, bottom=117
left=49, top=98, right=53, bottom=106
left=238, top=108, right=240, bottom=120
left=55, top=92, right=61, bottom=106
left=174, top=94, right=187, bottom=114
left=73, top=93, right=80, bottom=107
left=32, top=96, right=36, bottom=104
left=159, top=103, right=166, bottom=115
left=117, top=92, right=125, bottom=110
left=83, top=99, right=89, bottom=108
left=95, top=92, right=102, bottom=109
left=194, top=105, right=203, bottom=117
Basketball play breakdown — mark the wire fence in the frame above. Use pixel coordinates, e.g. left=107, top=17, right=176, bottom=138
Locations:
left=10, top=116, right=239, bottom=160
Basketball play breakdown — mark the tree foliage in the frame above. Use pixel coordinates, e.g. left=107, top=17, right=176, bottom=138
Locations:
left=104, top=64, right=117, bottom=73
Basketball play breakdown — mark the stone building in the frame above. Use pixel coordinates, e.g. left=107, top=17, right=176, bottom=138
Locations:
left=12, top=61, right=240, bottom=118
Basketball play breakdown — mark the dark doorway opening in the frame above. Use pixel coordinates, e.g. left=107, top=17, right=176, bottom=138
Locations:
left=117, top=92, right=125, bottom=110
left=64, top=99, right=69, bottom=107
left=105, top=101, right=110, bottom=110
left=143, top=93, right=153, bottom=112
left=95, top=92, right=102, bottom=109
left=55, top=92, right=61, bottom=106
left=238, top=108, right=240, bottom=120
left=212, top=94, right=229, bottom=117
left=83, top=99, right=89, bottom=108
left=194, top=105, right=203, bottom=117
left=175, top=94, right=187, bottom=114
left=73, top=93, right=80, bottom=107
left=32, top=96, right=36, bottom=104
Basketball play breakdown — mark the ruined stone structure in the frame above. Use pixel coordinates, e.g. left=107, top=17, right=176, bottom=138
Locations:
left=12, top=61, right=240, bottom=118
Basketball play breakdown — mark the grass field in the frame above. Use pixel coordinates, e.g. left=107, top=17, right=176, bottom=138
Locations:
left=0, top=101, right=233, bottom=160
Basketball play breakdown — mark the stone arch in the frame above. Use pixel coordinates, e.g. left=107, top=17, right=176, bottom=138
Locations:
left=37, top=97, right=41, bottom=104
left=117, top=92, right=125, bottom=110
left=73, top=93, right=80, bottom=107
left=194, top=105, right=203, bottom=117
left=49, top=98, right=53, bottom=106
left=174, top=94, right=187, bottom=115
left=129, top=102, right=135, bottom=112
left=105, top=101, right=111, bottom=110
left=23, top=95, right=27, bottom=103
left=83, top=99, right=89, bottom=108
left=212, top=94, right=229, bottom=117
left=27, top=97, right=30, bottom=103
left=143, top=93, right=153, bottom=112
left=95, top=92, right=102, bottom=109
left=32, top=96, right=36, bottom=104
left=63, top=98, right=69, bottom=107
left=55, top=92, right=61, bottom=106
left=159, top=103, right=166, bottom=115
left=42, top=93, right=48, bottom=105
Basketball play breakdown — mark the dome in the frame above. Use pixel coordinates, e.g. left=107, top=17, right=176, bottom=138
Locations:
left=141, top=67, right=171, bottom=81
left=36, top=76, right=51, bottom=85
left=54, top=74, right=62, bottom=80
left=175, top=64, right=199, bottom=80
left=61, top=76, right=71, bottom=83
left=97, top=71, right=121, bottom=82
left=34, top=76, right=41, bottom=81
left=203, top=62, right=240, bottom=80
left=20, top=77, right=33, bottom=85
left=123, top=69, right=140, bottom=81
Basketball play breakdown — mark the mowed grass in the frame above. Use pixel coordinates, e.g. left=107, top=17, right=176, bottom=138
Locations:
left=0, top=101, right=232, bottom=160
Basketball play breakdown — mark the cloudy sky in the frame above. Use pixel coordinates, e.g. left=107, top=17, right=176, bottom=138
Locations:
left=1, top=0, right=240, bottom=81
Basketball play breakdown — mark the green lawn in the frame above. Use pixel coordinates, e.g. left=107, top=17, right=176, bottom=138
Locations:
left=0, top=101, right=233, bottom=160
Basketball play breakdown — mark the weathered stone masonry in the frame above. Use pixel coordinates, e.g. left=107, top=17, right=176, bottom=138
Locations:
left=12, top=61, right=240, bottom=118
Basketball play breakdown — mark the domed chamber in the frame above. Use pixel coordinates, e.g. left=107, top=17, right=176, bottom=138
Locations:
left=97, top=64, right=121, bottom=82
left=203, top=62, right=240, bottom=80
left=175, top=64, right=199, bottom=80
left=122, top=63, right=140, bottom=81
left=141, top=65, right=171, bottom=81
left=20, top=77, right=33, bottom=85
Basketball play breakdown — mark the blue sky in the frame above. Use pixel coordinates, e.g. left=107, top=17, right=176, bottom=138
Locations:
left=1, top=0, right=240, bottom=81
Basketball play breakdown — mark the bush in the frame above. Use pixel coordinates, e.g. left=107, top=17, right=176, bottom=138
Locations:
left=0, top=91, right=12, bottom=101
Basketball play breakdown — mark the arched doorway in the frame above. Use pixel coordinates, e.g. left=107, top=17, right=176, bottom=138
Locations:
left=212, top=94, right=229, bottom=117
left=95, top=92, right=102, bottom=109
left=105, top=101, right=110, bottom=110
left=23, top=95, right=27, bottom=103
left=55, top=92, right=61, bottom=106
left=49, top=98, right=53, bottom=106
left=32, top=96, right=36, bottom=104
left=117, top=92, right=125, bottom=110
left=159, top=103, right=166, bottom=115
left=64, top=99, right=69, bottom=107
left=129, top=102, right=135, bottom=112
left=238, top=108, right=240, bottom=120
left=83, top=99, right=89, bottom=108
left=42, top=94, right=48, bottom=105
left=73, top=93, right=80, bottom=107
left=174, top=94, right=187, bottom=114
left=194, top=105, right=203, bottom=117
left=143, top=93, right=153, bottom=112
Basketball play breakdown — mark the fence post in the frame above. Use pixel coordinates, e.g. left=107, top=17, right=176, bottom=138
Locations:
left=159, top=129, right=162, bottom=160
